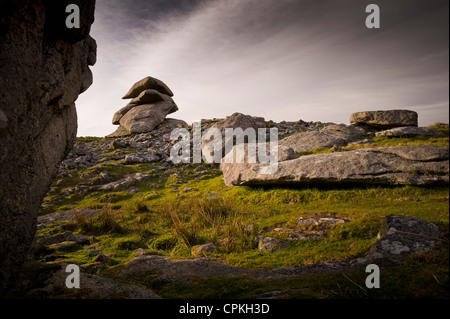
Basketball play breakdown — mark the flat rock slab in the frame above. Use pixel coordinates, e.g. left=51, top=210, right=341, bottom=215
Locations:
left=221, top=145, right=449, bottom=187
left=90, top=173, right=151, bottom=191
left=350, top=110, right=418, bottom=129
left=122, top=76, right=174, bottom=99
left=279, top=124, right=366, bottom=152
left=375, top=126, right=444, bottom=137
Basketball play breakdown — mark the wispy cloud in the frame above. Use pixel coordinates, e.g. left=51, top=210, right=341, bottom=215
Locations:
left=76, top=0, right=449, bottom=136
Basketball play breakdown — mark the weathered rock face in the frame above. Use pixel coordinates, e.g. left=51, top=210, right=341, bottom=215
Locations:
left=0, top=0, right=96, bottom=293
left=279, top=124, right=366, bottom=152
left=122, top=76, right=174, bottom=99
left=365, top=215, right=441, bottom=265
left=221, top=146, right=449, bottom=187
left=201, top=112, right=267, bottom=163
left=119, top=101, right=177, bottom=134
left=350, top=110, right=418, bottom=129
left=375, top=126, right=443, bottom=137
left=108, top=76, right=179, bottom=137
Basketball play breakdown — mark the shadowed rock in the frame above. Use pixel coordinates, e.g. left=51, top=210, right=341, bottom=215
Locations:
left=0, top=0, right=96, bottom=294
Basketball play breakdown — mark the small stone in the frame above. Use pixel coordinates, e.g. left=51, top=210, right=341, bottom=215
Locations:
left=257, top=236, right=289, bottom=252
left=133, top=248, right=147, bottom=257
left=191, top=243, right=216, bottom=256
left=92, top=253, right=114, bottom=265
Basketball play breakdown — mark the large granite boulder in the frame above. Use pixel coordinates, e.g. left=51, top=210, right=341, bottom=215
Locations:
left=279, top=124, right=366, bottom=152
left=350, top=110, right=418, bottom=129
left=365, top=215, right=441, bottom=265
left=221, top=145, right=449, bottom=187
left=0, top=0, right=96, bottom=294
left=122, top=76, right=174, bottom=99
left=119, top=101, right=177, bottom=134
left=201, top=112, right=267, bottom=163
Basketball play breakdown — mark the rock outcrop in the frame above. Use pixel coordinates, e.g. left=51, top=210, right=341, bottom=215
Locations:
left=350, top=110, right=418, bottom=129
left=279, top=124, right=366, bottom=152
left=366, top=215, right=441, bottom=265
left=221, top=145, right=449, bottom=187
left=375, top=126, right=443, bottom=137
left=0, top=0, right=96, bottom=293
left=201, top=112, right=266, bottom=163
left=107, top=76, right=185, bottom=137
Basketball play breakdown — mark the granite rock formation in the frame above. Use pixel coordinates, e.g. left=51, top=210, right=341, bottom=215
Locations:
left=350, top=110, right=418, bottom=129
left=221, top=145, right=449, bottom=187
left=107, top=76, right=184, bottom=137
left=0, top=0, right=96, bottom=294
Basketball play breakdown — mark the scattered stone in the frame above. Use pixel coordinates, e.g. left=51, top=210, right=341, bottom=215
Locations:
left=191, top=243, right=216, bottom=256
left=350, top=110, right=418, bottom=129
left=297, top=216, right=350, bottom=227
left=256, top=236, right=289, bottom=252
left=124, top=152, right=161, bottom=164
left=91, top=173, right=151, bottom=191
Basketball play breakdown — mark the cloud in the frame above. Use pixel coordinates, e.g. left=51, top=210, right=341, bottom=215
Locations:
left=76, top=0, right=449, bottom=136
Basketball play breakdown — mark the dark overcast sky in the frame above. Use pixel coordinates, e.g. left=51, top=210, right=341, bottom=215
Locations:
left=77, top=0, right=449, bottom=136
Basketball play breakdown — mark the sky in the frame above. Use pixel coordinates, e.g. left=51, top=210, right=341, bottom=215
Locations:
left=76, top=0, right=449, bottom=137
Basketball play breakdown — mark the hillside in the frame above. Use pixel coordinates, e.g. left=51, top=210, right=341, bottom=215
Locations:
left=11, top=120, right=449, bottom=299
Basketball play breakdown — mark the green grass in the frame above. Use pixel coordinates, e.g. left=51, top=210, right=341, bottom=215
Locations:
left=34, top=126, right=449, bottom=298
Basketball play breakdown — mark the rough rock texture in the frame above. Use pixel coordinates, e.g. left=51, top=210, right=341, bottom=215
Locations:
left=365, top=215, right=441, bottom=265
left=350, top=110, right=418, bottom=129
left=221, top=145, right=449, bottom=187
left=201, top=112, right=267, bottom=163
left=112, top=90, right=178, bottom=125
left=108, top=76, right=179, bottom=137
left=0, top=0, right=96, bottom=293
left=279, top=124, right=366, bottom=152
left=119, top=101, right=177, bottom=134
left=375, top=126, right=443, bottom=137
left=191, top=242, right=216, bottom=256
left=256, top=236, right=289, bottom=252
left=122, top=76, right=174, bottom=99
